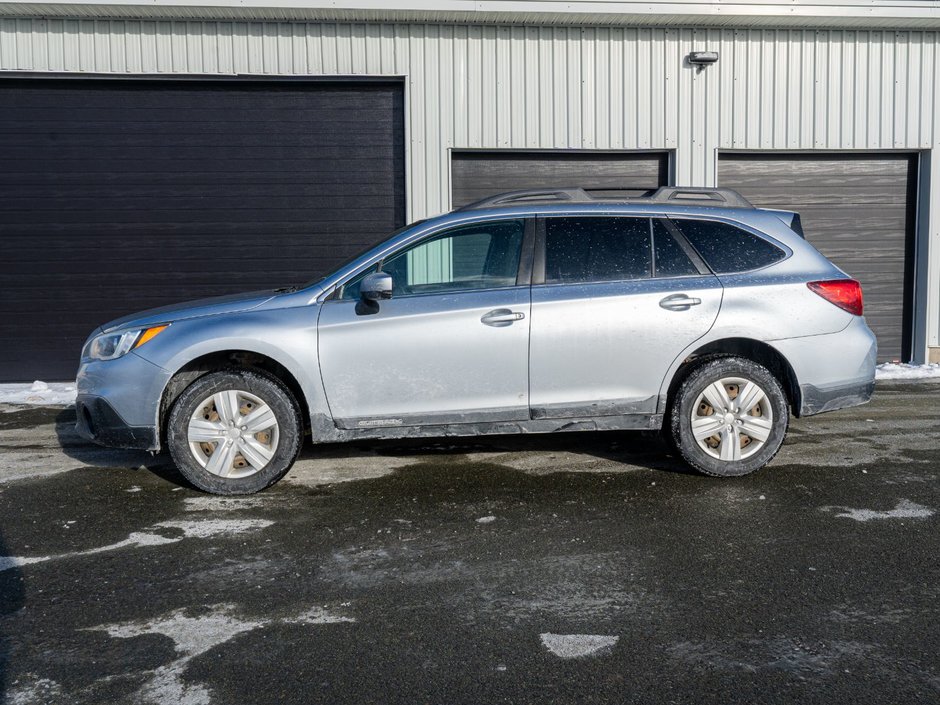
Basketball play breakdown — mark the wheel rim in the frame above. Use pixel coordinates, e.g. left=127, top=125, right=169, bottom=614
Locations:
left=187, top=390, right=280, bottom=479
left=691, top=376, right=774, bottom=462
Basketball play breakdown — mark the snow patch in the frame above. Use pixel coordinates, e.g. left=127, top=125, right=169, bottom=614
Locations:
left=476, top=515, right=496, bottom=524
left=90, top=602, right=356, bottom=704
left=827, top=499, right=934, bottom=522
left=6, top=676, right=63, bottom=705
left=284, top=606, right=356, bottom=625
left=0, top=518, right=273, bottom=573
left=182, top=496, right=269, bottom=511
left=0, top=381, right=77, bottom=407
left=96, top=604, right=264, bottom=705
left=876, top=363, right=940, bottom=380
left=539, top=633, right=619, bottom=658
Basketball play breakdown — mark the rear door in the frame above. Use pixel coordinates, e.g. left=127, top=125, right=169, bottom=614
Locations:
left=529, top=216, right=722, bottom=419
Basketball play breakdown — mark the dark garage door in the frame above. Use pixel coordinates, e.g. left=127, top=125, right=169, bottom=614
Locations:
left=0, top=78, right=405, bottom=382
left=451, top=150, right=669, bottom=208
left=719, top=153, right=917, bottom=362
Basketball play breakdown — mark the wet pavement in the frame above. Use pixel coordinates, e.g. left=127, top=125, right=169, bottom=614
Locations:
left=0, top=381, right=938, bottom=704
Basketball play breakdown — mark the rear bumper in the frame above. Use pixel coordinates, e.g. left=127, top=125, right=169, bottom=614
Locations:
left=75, top=395, right=158, bottom=450
left=769, top=316, right=877, bottom=417
left=799, top=379, right=875, bottom=416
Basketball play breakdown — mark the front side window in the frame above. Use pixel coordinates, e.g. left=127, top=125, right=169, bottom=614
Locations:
left=544, top=217, right=652, bottom=284
left=340, top=219, right=525, bottom=299
left=671, top=218, right=786, bottom=274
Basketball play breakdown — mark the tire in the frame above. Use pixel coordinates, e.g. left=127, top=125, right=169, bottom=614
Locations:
left=669, top=357, right=788, bottom=477
left=167, top=369, right=303, bottom=494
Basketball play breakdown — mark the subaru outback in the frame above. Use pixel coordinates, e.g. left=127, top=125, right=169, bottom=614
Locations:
left=75, top=187, right=876, bottom=494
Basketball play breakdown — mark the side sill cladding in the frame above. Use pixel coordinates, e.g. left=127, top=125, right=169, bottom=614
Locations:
left=310, top=413, right=663, bottom=444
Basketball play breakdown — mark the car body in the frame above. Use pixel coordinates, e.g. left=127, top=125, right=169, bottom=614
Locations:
left=75, top=187, right=877, bottom=492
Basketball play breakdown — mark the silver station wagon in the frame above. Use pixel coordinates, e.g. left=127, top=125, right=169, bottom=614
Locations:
left=76, top=187, right=876, bottom=494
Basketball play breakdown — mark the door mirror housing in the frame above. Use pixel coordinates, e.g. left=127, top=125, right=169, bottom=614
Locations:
left=360, top=271, right=393, bottom=301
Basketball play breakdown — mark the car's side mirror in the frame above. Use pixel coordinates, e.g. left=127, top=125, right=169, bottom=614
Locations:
left=360, top=271, right=393, bottom=302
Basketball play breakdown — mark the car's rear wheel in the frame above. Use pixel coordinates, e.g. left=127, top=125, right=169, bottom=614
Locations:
left=167, top=370, right=302, bottom=494
left=669, top=357, right=788, bottom=477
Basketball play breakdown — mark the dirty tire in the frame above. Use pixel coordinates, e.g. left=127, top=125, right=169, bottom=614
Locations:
left=167, top=370, right=302, bottom=494
left=669, top=356, right=788, bottom=477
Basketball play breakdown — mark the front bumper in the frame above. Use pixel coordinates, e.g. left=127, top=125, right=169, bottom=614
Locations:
left=75, top=395, right=157, bottom=450
left=75, top=351, right=170, bottom=451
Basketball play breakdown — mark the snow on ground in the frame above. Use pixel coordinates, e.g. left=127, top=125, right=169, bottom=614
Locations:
left=875, top=363, right=940, bottom=380
left=0, top=363, right=937, bottom=409
left=0, top=381, right=77, bottom=406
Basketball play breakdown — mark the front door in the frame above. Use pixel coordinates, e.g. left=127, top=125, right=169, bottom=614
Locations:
left=318, top=219, right=533, bottom=429
left=529, top=216, right=722, bottom=419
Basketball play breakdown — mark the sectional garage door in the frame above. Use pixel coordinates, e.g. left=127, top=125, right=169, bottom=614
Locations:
left=451, top=151, right=670, bottom=208
left=0, top=78, right=405, bottom=382
left=719, top=153, right=918, bottom=362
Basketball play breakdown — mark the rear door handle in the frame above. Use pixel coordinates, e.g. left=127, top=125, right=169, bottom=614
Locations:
left=481, top=308, right=525, bottom=327
left=659, top=294, right=702, bottom=311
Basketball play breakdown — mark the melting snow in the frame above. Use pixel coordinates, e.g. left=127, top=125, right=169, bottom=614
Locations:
left=0, top=518, right=273, bottom=573
left=540, top=633, right=619, bottom=658
left=0, top=381, right=77, bottom=407
left=90, top=602, right=355, bottom=704
left=829, top=499, right=934, bottom=522
left=875, top=363, right=940, bottom=380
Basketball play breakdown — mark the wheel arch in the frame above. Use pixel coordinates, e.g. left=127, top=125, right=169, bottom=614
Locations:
left=663, top=337, right=802, bottom=417
left=158, top=349, right=312, bottom=446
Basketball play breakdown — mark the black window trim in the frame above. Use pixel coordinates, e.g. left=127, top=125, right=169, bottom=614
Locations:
left=657, top=218, right=712, bottom=277
left=330, top=217, right=535, bottom=301
left=666, top=215, right=793, bottom=275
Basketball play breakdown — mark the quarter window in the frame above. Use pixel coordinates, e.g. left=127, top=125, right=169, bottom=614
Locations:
left=544, top=217, right=651, bottom=284
left=671, top=218, right=785, bottom=273
left=340, top=220, right=525, bottom=299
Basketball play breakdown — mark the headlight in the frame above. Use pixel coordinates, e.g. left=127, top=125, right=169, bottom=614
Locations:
left=83, top=325, right=168, bottom=361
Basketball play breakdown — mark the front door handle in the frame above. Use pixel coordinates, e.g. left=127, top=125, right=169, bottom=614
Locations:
left=659, top=294, right=702, bottom=311
left=481, top=308, right=525, bottom=327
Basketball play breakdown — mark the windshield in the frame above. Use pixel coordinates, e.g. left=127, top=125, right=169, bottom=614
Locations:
left=301, top=220, right=427, bottom=289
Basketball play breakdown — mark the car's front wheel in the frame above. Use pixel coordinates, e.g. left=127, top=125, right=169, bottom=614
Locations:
left=167, top=370, right=302, bottom=494
left=669, top=357, right=789, bottom=477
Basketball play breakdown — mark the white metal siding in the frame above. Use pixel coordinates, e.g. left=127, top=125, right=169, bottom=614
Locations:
left=1, top=18, right=939, bottom=351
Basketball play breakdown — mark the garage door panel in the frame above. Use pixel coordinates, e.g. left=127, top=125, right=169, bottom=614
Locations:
left=451, top=151, right=669, bottom=209
left=0, top=78, right=405, bottom=381
left=719, top=152, right=916, bottom=362
left=719, top=157, right=911, bottom=177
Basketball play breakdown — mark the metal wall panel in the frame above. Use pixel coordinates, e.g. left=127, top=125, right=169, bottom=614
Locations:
left=0, top=19, right=938, bottom=352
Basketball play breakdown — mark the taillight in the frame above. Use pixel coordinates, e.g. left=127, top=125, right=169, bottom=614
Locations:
left=807, top=279, right=863, bottom=316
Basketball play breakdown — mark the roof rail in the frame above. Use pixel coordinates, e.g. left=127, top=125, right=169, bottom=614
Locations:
left=646, top=187, right=753, bottom=208
left=457, top=186, right=753, bottom=211
left=457, top=188, right=592, bottom=211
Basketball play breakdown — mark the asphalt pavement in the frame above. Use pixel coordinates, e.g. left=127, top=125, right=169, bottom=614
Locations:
left=0, top=381, right=938, bottom=704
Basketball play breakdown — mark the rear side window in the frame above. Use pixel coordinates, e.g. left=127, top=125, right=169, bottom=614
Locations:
left=652, top=220, right=699, bottom=278
left=544, top=217, right=651, bottom=284
left=671, top=218, right=785, bottom=273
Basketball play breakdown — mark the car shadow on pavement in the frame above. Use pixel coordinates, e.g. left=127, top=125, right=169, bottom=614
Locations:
left=297, top=429, right=698, bottom=477
left=0, top=529, right=25, bottom=704
left=51, top=406, right=696, bottom=492
left=53, top=408, right=194, bottom=489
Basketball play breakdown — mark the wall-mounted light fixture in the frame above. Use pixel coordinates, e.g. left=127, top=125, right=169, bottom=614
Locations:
left=688, top=51, right=719, bottom=73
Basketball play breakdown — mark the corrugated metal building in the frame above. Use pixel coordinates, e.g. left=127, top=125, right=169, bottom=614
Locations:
left=0, top=1, right=938, bottom=379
